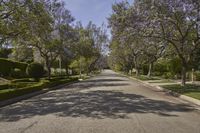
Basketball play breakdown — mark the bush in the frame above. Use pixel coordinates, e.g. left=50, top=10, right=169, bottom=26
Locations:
left=69, top=60, right=80, bottom=74
left=167, top=58, right=182, bottom=75
left=154, top=62, right=168, bottom=76
left=0, top=58, right=28, bottom=77
left=0, top=81, right=46, bottom=101
left=141, top=64, right=149, bottom=75
left=194, top=71, right=200, bottom=81
left=0, top=84, right=9, bottom=90
left=10, top=68, right=25, bottom=78
left=0, top=77, right=79, bottom=101
left=162, top=72, right=174, bottom=79
left=26, top=62, right=45, bottom=80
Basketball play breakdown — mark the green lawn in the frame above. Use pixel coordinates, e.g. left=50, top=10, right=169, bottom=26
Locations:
left=134, top=75, right=161, bottom=81
left=161, top=84, right=200, bottom=100
left=0, top=76, right=79, bottom=101
left=148, top=80, right=175, bottom=84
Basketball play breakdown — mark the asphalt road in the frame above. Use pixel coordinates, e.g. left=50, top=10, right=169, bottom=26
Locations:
left=0, top=70, right=200, bottom=133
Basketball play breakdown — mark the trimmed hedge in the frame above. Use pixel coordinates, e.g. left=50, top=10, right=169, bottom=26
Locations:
left=26, top=62, right=45, bottom=80
left=46, top=77, right=78, bottom=87
left=0, top=58, right=28, bottom=77
left=0, top=84, right=9, bottom=90
left=194, top=71, right=200, bottom=81
left=11, top=78, right=34, bottom=83
left=0, top=77, right=78, bottom=101
left=0, top=82, right=37, bottom=90
left=0, top=81, right=46, bottom=101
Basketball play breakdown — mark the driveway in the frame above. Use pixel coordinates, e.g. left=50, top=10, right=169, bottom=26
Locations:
left=0, top=70, right=200, bottom=133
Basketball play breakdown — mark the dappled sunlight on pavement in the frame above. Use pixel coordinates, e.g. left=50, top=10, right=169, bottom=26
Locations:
left=0, top=70, right=200, bottom=133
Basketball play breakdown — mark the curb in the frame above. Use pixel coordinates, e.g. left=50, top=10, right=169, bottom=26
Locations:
left=155, top=85, right=200, bottom=106
left=0, top=80, right=80, bottom=108
left=119, top=73, right=200, bottom=107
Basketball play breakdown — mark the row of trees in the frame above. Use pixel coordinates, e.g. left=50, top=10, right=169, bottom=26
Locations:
left=108, top=0, right=200, bottom=86
left=0, top=0, right=108, bottom=78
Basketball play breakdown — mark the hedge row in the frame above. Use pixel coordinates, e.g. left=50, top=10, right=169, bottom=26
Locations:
left=0, top=77, right=78, bottom=101
left=0, top=81, right=46, bottom=101
left=0, top=58, right=28, bottom=77
left=0, top=84, right=9, bottom=90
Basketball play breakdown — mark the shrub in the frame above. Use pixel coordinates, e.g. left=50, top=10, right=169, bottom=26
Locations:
left=141, top=64, right=149, bottom=75
left=0, top=82, right=46, bottom=101
left=11, top=78, right=37, bottom=83
left=0, top=77, right=79, bottom=101
left=26, top=62, right=45, bottom=80
left=0, top=58, right=28, bottom=77
left=10, top=68, right=25, bottom=78
left=154, top=62, right=168, bottom=76
left=162, top=72, right=174, bottom=79
left=194, top=71, right=200, bottom=81
left=167, top=58, right=182, bottom=75
left=0, top=84, right=9, bottom=90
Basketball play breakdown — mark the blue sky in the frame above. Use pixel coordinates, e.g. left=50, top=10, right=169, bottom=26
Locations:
left=64, top=0, right=134, bottom=27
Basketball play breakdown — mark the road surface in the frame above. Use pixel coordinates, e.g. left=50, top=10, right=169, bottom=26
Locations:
left=0, top=70, right=200, bottom=133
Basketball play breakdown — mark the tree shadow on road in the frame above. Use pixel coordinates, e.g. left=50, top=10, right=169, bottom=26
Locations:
left=83, top=79, right=128, bottom=82
left=0, top=89, right=195, bottom=122
left=74, top=79, right=129, bottom=89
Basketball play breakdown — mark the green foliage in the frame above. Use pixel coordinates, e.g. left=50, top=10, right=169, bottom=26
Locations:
left=0, top=58, right=28, bottom=77
left=0, top=48, right=12, bottom=58
left=141, top=64, right=149, bottom=75
left=114, top=64, right=123, bottom=72
left=108, top=0, right=200, bottom=85
left=153, top=58, right=181, bottom=79
left=10, top=68, right=25, bottom=78
left=0, top=59, right=12, bottom=76
left=0, top=82, right=37, bottom=90
left=162, top=72, right=174, bottom=79
left=69, top=57, right=91, bottom=74
left=167, top=58, right=182, bottom=76
left=72, top=21, right=107, bottom=75
left=11, top=78, right=35, bottom=83
left=10, top=45, right=33, bottom=63
left=135, top=75, right=160, bottom=81
left=45, top=77, right=78, bottom=88
left=0, top=81, right=46, bottom=101
left=51, top=68, right=67, bottom=76
left=0, top=84, right=9, bottom=90
left=69, top=59, right=80, bottom=74
left=148, top=80, right=174, bottom=84
left=0, top=77, right=78, bottom=101
left=154, top=62, right=168, bottom=76
left=194, top=71, right=200, bottom=81
left=1, top=0, right=106, bottom=78
left=26, top=63, right=45, bottom=80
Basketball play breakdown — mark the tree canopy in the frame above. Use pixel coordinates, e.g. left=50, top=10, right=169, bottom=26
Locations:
left=108, top=0, right=200, bottom=86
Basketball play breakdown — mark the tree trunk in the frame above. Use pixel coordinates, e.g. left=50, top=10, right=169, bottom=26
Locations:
left=79, top=59, right=82, bottom=78
left=65, top=66, right=69, bottom=76
left=134, top=56, right=139, bottom=76
left=45, top=58, right=51, bottom=79
left=130, top=69, right=133, bottom=75
left=86, top=67, right=89, bottom=76
left=181, top=65, right=187, bottom=86
left=135, top=69, right=139, bottom=76
left=191, top=68, right=194, bottom=83
left=47, top=65, right=51, bottom=79
left=147, top=62, right=153, bottom=78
